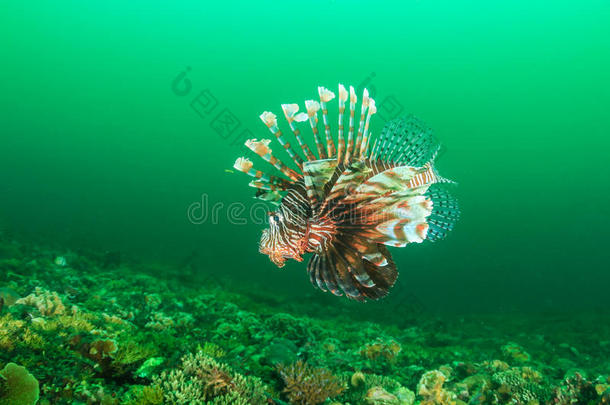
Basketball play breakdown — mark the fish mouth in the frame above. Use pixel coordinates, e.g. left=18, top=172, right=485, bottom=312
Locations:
left=266, top=251, right=303, bottom=268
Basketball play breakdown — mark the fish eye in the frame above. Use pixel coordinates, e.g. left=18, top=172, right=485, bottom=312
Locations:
left=269, top=212, right=280, bottom=223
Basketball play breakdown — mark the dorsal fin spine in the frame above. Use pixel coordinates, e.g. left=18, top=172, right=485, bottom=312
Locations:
left=260, top=112, right=304, bottom=169
left=370, top=138, right=379, bottom=161
left=344, top=86, right=357, bottom=164
left=245, top=139, right=301, bottom=181
left=354, top=88, right=369, bottom=158
left=233, top=157, right=270, bottom=182
left=318, top=86, right=337, bottom=158
left=337, top=84, right=348, bottom=163
left=249, top=177, right=289, bottom=191
left=360, top=98, right=376, bottom=158
left=305, top=100, right=327, bottom=159
left=281, top=104, right=316, bottom=162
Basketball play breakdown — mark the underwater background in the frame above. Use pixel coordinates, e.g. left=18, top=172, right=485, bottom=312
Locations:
left=1, top=1, right=609, bottom=404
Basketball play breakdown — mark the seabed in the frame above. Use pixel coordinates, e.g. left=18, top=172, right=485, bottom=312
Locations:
left=0, top=237, right=608, bottom=405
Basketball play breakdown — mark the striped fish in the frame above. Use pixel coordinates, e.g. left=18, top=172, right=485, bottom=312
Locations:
left=233, top=84, right=459, bottom=301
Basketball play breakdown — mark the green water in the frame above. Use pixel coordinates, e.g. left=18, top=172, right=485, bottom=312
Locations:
left=2, top=0, right=610, bottom=315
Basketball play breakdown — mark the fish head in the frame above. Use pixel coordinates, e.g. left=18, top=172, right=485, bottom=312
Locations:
left=259, top=210, right=306, bottom=268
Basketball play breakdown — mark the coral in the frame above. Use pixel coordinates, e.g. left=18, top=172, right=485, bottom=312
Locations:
left=1, top=237, right=609, bottom=405
left=264, top=338, right=298, bottom=366
left=395, top=387, right=416, bottom=405
left=551, top=371, right=598, bottom=405
left=0, top=363, right=39, bottom=405
left=32, top=311, right=96, bottom=334
left=0, top=314, right=25, bottom=351
left=600, top=387, right=610, bottom=405
left=366, top=386, right=400, bottom=404
left=15, top=287, right=65, bottom=316
left=125, top=384, right=165, bottom=405
left=417, top=370, right=457, bottom=405
left=277, top=360, right=345, bottom=405
left=264, top=313, right=312, bottom=344
left=198, top=342, right=225, bottom=358
left=360, top=339, right=402, bottom=363
left=501, top=343, right=531, bottom=364
left=352, top=371, right=367, bottom=388
left=145, top=312, right=174, bottom=331
left=491, top=367, right=550, bottom=405
left=340, top=371, right=410, bottom=405
left=84, top=338, right=118, bottom=363
left=144, top=293, right=162, bottom=310
left=0, top=287, right=20, bottom=308
left=136, top=357, right=165, bottom=379
left=113, top=339, right=158, bottom=373
left=153, top=351, right=268, bottom=404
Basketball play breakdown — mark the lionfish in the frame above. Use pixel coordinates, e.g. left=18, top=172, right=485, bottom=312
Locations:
left=232, top=84, right=459, bottom=301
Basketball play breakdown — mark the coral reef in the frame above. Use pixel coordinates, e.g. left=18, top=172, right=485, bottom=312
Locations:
left=0, top=236, right=608, bottom=404
left=152, top=350, right=268, bottom=404
left=417, top=370, right=457, bottom=405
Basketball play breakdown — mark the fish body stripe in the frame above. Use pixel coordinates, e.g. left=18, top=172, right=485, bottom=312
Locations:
left=406, top=166, right=437, bottom=189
